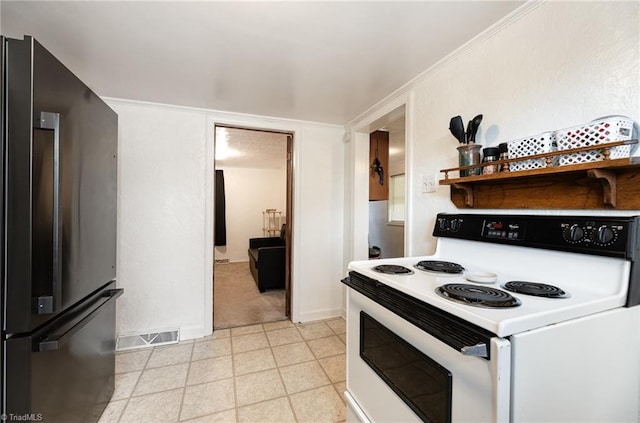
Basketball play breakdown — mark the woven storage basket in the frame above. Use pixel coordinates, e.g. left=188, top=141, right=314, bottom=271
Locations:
left=508, top=132, right=557, bottom=171
left=556, top=116, right=635, bottom=165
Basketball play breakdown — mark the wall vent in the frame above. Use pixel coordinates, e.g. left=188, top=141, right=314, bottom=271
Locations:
left=215, top=258, right=230, bottom=264
left=116, top=330, right=179, bottom=351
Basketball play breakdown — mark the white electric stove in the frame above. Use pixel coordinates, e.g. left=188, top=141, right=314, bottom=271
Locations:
left=343, top=213, right=640, bottom=423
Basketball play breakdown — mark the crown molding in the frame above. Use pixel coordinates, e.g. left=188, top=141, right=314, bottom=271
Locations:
left=345, top=0, right=546, bottom=130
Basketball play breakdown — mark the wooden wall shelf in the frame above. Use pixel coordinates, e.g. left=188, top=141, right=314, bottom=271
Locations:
left=439, top=140, right=640, bottom=209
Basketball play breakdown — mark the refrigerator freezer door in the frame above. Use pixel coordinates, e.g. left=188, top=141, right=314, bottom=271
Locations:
left=3, top=36, right=118, bottom=333
left=3, top=284, right=123, bottom=422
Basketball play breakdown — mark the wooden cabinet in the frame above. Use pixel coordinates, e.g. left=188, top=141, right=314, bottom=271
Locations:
left=369, top=131, right=389, bottom=201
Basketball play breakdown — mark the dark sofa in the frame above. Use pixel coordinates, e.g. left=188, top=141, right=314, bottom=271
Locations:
left=248, top=226, right=286, bottom=292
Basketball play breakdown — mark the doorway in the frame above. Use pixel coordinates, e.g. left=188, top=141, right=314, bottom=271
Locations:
left=213, top=126, right=293, bottom=329
left=367, top=115, right=406, bottom=259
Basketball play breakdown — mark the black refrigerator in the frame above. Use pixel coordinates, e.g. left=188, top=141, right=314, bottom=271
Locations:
left=1, top=36, right=122, bottom=422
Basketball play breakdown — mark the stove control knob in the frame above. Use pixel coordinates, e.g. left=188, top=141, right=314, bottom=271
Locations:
left=564, top=224, right=584, bottom=242
left=593, top=225, right=615, bottom=244
left=438, top=218, right=449, bottom=231
left=450, top=219, right=461, bottom=232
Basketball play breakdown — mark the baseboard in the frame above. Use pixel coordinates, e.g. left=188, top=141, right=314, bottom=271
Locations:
left=214, top=259, right=250, bottom=264
left=180, top=324, right=211, bottom=341
left=295, top=307, right=343, bottom=324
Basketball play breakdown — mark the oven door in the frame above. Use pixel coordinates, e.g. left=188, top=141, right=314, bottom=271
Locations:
left=345, top=287, right=510, bottom=423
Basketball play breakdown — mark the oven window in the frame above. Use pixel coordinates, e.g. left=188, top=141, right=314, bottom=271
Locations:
left=360, top=312, right=452, bottom=423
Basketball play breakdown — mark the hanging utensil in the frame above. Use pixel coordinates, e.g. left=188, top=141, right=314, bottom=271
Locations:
left=371, top=139, right=384, bottom=185
left=372, top=157, right=384, bottom=185
left=449, top=116, right=466, bottom=144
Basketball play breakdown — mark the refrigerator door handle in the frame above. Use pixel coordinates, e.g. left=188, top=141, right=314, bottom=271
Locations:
left=32, top=111, right=62, bottom=314
left=35, top=288, right=123, bottom=352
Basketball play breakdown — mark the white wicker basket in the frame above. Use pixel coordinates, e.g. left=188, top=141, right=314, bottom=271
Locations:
left=556, top=116, right=635, bottom=165
left=507, top=132, right=557, bottom=171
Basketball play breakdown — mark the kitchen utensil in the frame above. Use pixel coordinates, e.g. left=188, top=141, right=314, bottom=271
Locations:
left=469, top=114, right=483, bottom=143
left=371, top=137, right=384, bottom=185
left=371, top=157, right=384, bottom=185
left=449, top=116, right=466, bottom=144
left=466, top=120, right=474, bottom=144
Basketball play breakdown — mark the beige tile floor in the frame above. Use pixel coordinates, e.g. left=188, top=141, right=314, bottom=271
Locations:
left=99, top=318, right=347, bottom=423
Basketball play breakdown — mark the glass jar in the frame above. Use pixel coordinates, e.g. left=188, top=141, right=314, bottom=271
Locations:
left=482, top=147, right=499, bottom=175
left=498, top=142, right=509, bottom=172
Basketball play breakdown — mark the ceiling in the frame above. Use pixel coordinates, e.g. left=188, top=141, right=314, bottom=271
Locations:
left=1, top=1, right=525, bottom=125
left=216, top=127, right=288, bottom=169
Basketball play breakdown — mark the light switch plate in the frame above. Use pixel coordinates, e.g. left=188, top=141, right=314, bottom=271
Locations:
left=422, top=173, right=437, bottom=193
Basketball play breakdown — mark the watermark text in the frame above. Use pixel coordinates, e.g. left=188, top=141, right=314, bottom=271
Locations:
left=0, top=414, right=44, bottom=422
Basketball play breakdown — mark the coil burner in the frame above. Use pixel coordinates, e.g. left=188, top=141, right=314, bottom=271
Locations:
left=415, top=260, right=465, bottom=274
left=372, top=264, right=415, bottom=275
left=502, top=281, right=569, bottom=298
left=436, top=283, right=521, bottom=308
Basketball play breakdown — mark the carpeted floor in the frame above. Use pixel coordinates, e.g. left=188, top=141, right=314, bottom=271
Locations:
left=213, top=262, right=286, bottom=329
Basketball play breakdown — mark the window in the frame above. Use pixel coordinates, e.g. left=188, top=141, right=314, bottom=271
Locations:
left=388, top=173, right=405, bottom=224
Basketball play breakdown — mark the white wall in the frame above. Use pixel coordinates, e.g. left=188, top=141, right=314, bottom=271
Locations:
left=347, top=1, right=640, bottom=260
left=112, top=102, right=208, bottom=339
left=294, top=123, right=348, bottom=321
left=369, top=200, right=404, bottom=259
left=109, top=99, right=344, bottom=340
left=214, top=166, right=286, bottom=263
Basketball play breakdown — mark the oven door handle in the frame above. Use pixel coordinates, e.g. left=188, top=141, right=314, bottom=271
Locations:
left=461, top=342, right=488, bottom=357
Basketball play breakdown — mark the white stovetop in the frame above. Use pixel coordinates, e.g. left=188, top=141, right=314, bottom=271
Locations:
left=348, top=239, right=631, bottom=337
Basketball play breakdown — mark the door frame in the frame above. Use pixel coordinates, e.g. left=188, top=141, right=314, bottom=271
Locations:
left=208, top=122, right=294, bottom=330
left=346, top=92, right=415, bottom=262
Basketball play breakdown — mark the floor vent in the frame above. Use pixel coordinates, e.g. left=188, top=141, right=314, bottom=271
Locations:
left=215, top=259, right=230, bottom=264
left=116, top=330, right=179, bottom=351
